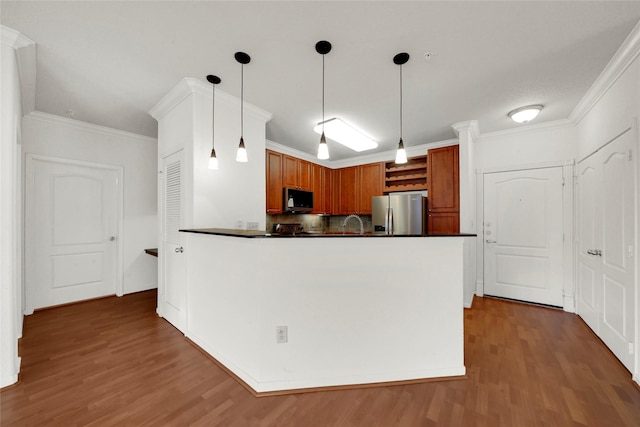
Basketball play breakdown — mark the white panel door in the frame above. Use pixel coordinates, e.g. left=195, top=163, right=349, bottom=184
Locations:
left=484, top=167, right=564, bottom=306
left=576, top=157, right=600, bottom=332
left=159, top=150, right=186, bottom=332
left=25, top=156, right=120, bottom=312
left=577, top=129, right=635, bottom=371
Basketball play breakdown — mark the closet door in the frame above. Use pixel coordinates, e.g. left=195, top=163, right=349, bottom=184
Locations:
left=577, top=128, right=635, bottom=371
left=577, top=156, right=600, bottom=332
left=598, top=131, right=635, bottom=371
left=159, top=150, right=187, bottom=333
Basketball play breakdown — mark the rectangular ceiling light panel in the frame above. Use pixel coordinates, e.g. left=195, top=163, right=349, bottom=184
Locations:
left=313, top=118, right=378, bottom=152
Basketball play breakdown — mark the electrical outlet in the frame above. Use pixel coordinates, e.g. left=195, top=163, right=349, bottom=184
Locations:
left=247, top=221, right=259, bottom=230
left=276, top=326, right=288, bottom=344
left=235, top=220, right=245, bottom=230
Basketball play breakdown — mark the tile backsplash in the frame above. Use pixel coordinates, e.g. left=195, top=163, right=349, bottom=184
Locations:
left=266, top=214, right=372, bottom=234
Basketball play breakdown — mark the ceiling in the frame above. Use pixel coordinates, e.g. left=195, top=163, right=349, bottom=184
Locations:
left=3, top=1, right=640, bottom=160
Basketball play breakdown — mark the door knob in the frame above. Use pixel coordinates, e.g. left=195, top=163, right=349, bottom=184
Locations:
left=175, top=247, right=184, bottom=253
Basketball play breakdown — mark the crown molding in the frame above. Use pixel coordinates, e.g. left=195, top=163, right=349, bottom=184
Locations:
left=266, top=140, right=332, bottom=167
left=1, top=25, right=34, bottom=49
left=477, top=118, right=574, bottom=142
left=570, top=20, right=640, bottom=124
left=451, top=120, right=480, bottom=139
left=149, top=77, right=273, bottom=123
left=268, top=138, right=458, bottom=169
left=1, top=25, right=36, bottom=116
left=25, top=111, right=157, bottom=143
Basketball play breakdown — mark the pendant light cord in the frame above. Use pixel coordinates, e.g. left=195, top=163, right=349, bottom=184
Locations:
left=399, top=63, right=403, bottom=140
left=211, top=84, right=216, bottom=150
left=322, top=54, right=325, bottom=132
left=240, top=63, right=244, bottom=138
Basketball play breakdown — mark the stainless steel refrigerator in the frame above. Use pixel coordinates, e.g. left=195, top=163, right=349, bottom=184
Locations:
left=372, top=193, right=427, bottom=235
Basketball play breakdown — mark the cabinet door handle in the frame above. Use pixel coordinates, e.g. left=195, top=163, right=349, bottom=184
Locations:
left=486, top=240, right=496, bottom=244
left=175, top=247, right=184, bottom=253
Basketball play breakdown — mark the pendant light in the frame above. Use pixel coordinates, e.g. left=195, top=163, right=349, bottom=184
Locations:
left=315, top=40, right=332, bottom=160
left=206, top=74, right=221, bottom=170
left=235, top=51, right=251, bottom=162
left=394, top=52, right=409, bottom=164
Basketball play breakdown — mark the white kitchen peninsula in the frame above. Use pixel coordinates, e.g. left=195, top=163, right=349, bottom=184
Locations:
left=180, top=229, right=474, bottom=394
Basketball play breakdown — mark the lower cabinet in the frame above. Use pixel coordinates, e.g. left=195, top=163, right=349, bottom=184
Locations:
left=427, top=212, right=460, bottom=235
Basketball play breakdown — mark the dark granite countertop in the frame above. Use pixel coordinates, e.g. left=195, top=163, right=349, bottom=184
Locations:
left=180, top=228, right=476, bottom=238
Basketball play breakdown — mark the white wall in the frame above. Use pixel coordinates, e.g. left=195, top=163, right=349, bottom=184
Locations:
left=473, top=122, right=578, bottom=303
left=576, top=57, right=640, bottom=158
left=185, top=233, right=466, bottom=393
left=0, top=28, right=24, bottom=388
left=191, top=84, right=268, bottom=230
left=151, top=78, right=272, bottom=231
left=575, top=54, right=640, bottom=385
left=22, top=112, right=158, bottom=295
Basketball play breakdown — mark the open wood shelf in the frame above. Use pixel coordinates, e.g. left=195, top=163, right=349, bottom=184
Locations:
left=384, top=155, right=427, bottom=193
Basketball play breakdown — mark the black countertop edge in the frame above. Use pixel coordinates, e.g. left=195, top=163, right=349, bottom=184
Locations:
left=179, top=228, right=476, bottom=238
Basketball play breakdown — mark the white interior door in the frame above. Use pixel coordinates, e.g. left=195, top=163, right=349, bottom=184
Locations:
left=483, top=167, right=564, bottom=306
left=577, top=157, right=600, bottom=332
left=159, top=150, right=186, bottom=332
left=25, top=156, right=121, bottom=312
left=577, top=129, right=635, bottom=371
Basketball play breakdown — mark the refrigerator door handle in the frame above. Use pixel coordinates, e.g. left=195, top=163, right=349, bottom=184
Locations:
left=384, top=207, right=389, bottom=234
left=388, top=207, right=393, bottom=235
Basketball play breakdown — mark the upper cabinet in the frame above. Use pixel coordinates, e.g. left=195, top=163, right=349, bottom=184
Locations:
left=427, top=145, right=460, bottom=234
left=358, top=162, right=384, bottom=214
left=266, top=150, right=283, bottom=214
left=283, top=155, right=311, bottom=190
left=311, top=163, right=332, bottom=214
left=332, top=162, right=384, bottom=215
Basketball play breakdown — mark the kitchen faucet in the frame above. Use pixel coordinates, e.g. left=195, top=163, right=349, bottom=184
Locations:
left=342, top=214, right=364, bottom=235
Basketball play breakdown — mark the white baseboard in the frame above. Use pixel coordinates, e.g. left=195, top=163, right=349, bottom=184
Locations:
left=475, top=280, right=484, bottom=297
left=563, top=291, right=576, bottom=313
left=464, top=294, right=474, bottom=309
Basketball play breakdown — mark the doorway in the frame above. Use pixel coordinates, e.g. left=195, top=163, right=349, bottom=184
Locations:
left=24, top=155, right=123, bottom=313
left=482, top=165, right=567, bottom=307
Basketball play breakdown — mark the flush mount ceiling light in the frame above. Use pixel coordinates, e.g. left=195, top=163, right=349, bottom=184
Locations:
left=235, top=51, right=251, bottom=162
left=313, top=118, right=378, bottom=152
left=394, top=52, right=409, bottom=164
left=316, top=40, right=332, bottom=160
left=508, top=104, right=543, bottom=123
left=206, top=74, right=221, bottom=170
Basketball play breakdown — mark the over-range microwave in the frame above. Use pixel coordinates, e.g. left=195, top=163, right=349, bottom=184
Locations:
left=283, top=188, right=314, bottom=213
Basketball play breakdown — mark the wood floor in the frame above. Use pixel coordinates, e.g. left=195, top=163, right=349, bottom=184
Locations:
left=2, top=290, right=640, bottom=426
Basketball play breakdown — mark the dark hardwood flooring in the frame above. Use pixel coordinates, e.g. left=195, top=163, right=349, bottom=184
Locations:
left=2, top=290, right=640, bottom=426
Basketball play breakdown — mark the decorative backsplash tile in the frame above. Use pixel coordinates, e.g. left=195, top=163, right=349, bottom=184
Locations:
left=266, top=214, right=372, bottom=234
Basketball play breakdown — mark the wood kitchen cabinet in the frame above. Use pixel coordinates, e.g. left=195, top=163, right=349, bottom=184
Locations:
left=358, top=162, right=384, bottom=214
left=283, top=155, right=311, bottom=190
left=427, top=145, right=460, bottom=234
left=266, top=150, right=283, bottom=213
left=311, top=163, right=332, bottom=214
left=332, top=163, right=383, bottom=215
